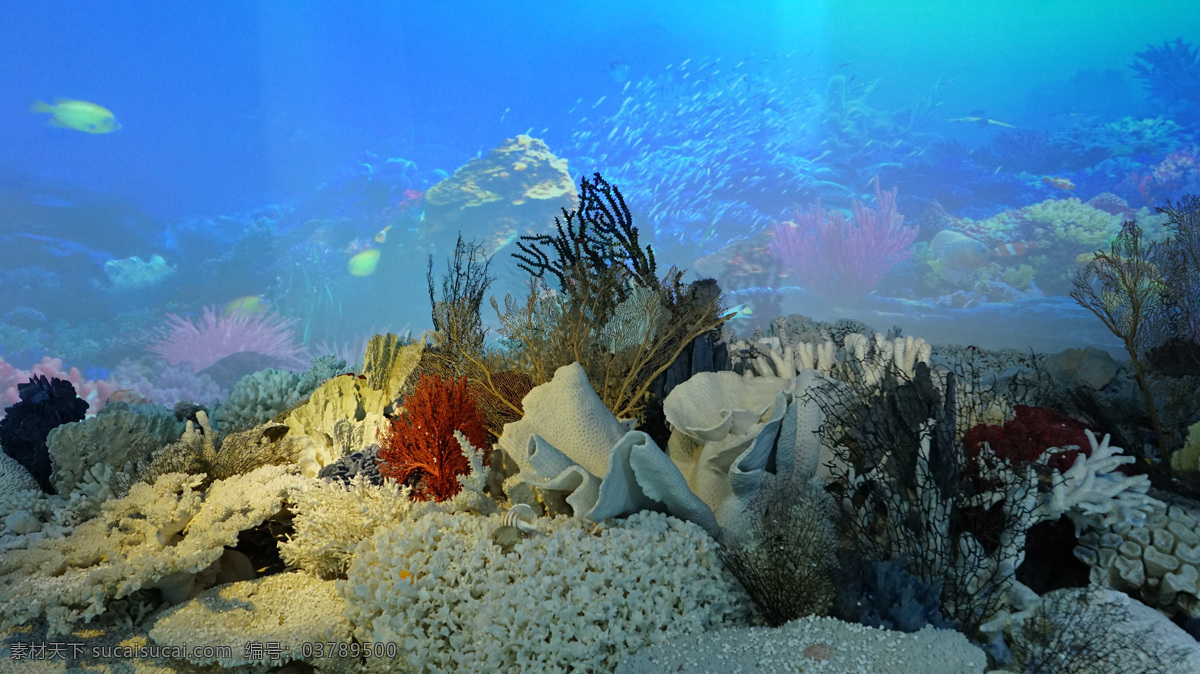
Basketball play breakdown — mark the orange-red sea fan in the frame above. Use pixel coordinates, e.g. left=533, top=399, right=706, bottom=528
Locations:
left=377, top=373, right=489, bottom=502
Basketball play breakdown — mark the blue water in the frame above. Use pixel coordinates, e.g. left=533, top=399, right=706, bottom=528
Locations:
left=2, top=0, right=1200, bottom=396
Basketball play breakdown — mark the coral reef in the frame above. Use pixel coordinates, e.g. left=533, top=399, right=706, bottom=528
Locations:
left=422, top=134, right=577, bottom=245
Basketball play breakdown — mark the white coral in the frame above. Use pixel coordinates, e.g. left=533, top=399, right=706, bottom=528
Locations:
left=149, top=571, right=355, bottom=670
left=0, top=464, right=305, bottom=634
left=340, top=510, right=750, bottom=673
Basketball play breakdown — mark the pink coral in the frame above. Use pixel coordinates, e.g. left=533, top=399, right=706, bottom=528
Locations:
left=148, top=306, right=308, bottom=374
left=0, top=355, right=120, bottom=420
left=768, top=178, right=917, bottom=304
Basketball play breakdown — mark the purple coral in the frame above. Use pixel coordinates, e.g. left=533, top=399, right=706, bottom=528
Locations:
left=148, top=306, right=308, bottom=374
left=769, top=179, right=917, bottom=304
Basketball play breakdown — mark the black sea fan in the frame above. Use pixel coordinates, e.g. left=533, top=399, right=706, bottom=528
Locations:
left=0, top=375, right=89, bottom=493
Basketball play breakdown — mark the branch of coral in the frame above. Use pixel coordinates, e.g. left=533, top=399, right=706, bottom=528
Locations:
left=769, top=178, right=917, bottom=304
left=377, top=374, right=489, bottom=502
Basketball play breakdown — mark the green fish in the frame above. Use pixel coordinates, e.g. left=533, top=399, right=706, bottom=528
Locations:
left=31, top=99, right=121, bottom=134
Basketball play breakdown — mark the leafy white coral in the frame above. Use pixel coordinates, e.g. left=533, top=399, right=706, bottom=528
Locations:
left=340, top=510, right=750, bottom=673
left=0, top=464, right=304, bottom=634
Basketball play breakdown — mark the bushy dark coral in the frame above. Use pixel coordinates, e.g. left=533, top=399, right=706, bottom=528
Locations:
left=0, top=375, right=88, bottom=493
left=1131, top=39, right=1200, bottom=124
left=963, top=405, right=1092, bottom=473
left=835, top=556, right=955, bottom=633
left=377, top=374, right=488, bottom=502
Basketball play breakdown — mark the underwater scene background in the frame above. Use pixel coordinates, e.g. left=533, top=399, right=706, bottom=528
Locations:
left=3, top=0, right=1200, bottom=672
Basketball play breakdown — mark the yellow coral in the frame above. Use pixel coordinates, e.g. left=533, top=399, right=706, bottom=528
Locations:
left=1024, top=198, right=1123, bottom=249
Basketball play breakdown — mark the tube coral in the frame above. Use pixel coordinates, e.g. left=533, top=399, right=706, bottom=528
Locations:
left=377, top=373, right=488, bottom=502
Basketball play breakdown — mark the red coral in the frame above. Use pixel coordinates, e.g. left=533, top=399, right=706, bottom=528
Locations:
left=963, top=405, right=1092, bottom=473
left=377, top=374, right=489, bottom=502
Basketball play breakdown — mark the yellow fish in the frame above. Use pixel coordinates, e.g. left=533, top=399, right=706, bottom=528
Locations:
left=224, top=295, right=270, bottom=317
left=348, top=249, right=382, bottom=277
left=30, top=99, right=121, bottom=134
left=374, top=225, right=392, bottom=244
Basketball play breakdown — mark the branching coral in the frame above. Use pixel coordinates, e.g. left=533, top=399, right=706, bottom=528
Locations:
left=494, top=174, right=729, bottom=421
left=768, top=178, right=917, bottom=303
left=377, top=373, right=488, bottom=502
left=1069, top=219, right=1172, bottom=458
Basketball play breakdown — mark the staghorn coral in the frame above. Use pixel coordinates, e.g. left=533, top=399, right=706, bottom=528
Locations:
left=279, top=475, right=436, bottom=579
left=377, top=373, right=489, bottom=502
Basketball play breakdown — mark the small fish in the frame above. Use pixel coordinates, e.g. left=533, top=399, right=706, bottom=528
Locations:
left=224, top=295, right=270, bottom=317
left=992, top=241, right=1038, bottom=257
left=30, top=99, right=121, bottom=133
left=374, top=224, right=393, bottom=243
left=947, top=112, right=1016, bottom=129
left=722, top=304, right=754, bottom=320
left=348, top=249, right=382, bottom=277
left=593, top=95, right=607, bottom=108
left=500, top=107, right=510, bottom=122
left=1042, top=176, right=1075, bottom=191
left=107, top=389, right=151, bottom=405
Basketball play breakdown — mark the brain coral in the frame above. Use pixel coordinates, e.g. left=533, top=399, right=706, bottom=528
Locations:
left=341, top=510, right=751, bottom=673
